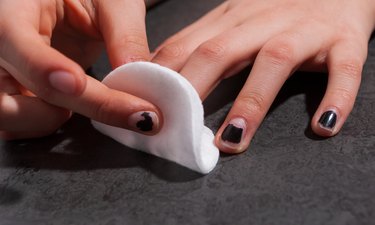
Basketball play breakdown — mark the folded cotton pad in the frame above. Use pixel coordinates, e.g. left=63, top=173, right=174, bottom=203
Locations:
left=91, top=62, right=219, bottom=174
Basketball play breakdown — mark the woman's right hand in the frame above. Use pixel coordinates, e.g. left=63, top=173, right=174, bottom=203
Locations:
left=0, top=0, right=161, bottom=140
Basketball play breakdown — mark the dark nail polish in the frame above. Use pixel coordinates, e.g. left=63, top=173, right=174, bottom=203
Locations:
left=319, top=110, right=337, bottom=129
left=136, top=112, right=154, bottom=131
left=129, top=111, right=159, bottom=133
left=221, top=124, right=243, bottom=144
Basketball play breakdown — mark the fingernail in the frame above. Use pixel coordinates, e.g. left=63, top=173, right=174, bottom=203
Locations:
left=221, top=117, right=246, bottom=148
left=319, top=110, right=337, bottom=130
left=49, top=71, right=77, bottom=94
left=128, top=111, right=159, bottom=134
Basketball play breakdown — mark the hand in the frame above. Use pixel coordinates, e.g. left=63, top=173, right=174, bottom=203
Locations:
left=0, top=0, right=161, bottom=140
left=152, top=0, right=375, bottom=153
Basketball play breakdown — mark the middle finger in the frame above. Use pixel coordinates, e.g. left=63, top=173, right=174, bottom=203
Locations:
left=179, top=13, right=298, bottom=99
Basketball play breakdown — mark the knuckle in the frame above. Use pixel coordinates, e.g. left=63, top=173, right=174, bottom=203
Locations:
left=195, top=40, right=226, bottom=61
left=328, top=87, right=356, bottom=105
left=156, top=42, right=187, bottom=60
left=92, top=96, right=116, bottom=124
left=237, top=92, right=266, bottom=115
left=119, top=31, right=148, bottom=51
left=260, top=40, right=296, bottom=66
left=334, top=59, right=363, bottom=79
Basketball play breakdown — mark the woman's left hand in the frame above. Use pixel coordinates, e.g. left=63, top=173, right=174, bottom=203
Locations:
left=152, top=0, right=375, bottom=153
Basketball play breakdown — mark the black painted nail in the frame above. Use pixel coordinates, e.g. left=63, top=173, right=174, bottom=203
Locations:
left=221, top=124, right=243, bottom=144
left=129, top=111, right=159, bottom=133
left=319, top=110, right=337, bottom=130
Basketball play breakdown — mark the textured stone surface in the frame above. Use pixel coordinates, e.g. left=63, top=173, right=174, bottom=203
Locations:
left=1, top=0, right=375, bottom=224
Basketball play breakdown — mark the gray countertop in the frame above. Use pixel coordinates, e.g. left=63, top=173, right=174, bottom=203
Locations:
left=1, top=0, right=375, bottom=224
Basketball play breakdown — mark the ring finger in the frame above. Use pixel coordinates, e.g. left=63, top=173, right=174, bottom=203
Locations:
left=215, top=24, right=329, bottom=153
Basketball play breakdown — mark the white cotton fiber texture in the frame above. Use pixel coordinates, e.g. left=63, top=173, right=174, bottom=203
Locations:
left=91, top=62, right=219, bottom=174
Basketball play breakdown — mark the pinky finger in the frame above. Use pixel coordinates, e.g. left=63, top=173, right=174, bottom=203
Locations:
left=311, top=40, right=367, bottom=136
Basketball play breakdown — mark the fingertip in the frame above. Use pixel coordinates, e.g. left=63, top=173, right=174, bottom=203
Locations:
left=127, top=110, right=162, bottom=135
left=215, top=117, right=250, bottom=154
left=215, top=136, right=248, bottom=154
left=312, top=108, right=341, bottom=137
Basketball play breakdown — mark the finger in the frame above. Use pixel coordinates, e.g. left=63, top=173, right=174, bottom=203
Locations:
left=179, top=15, right=293, bottom=99
left=65, top=76, right=162, bottom=135
left=154, top=2, right=229, bottom=50
left=0, top=24, right=162, bottom=134
left=311, top=40, right=367, bottom=136
left=152, top=5, right=250, bottom=71
left=215, top=27, right=328, bottom=153
left=94, top=0, right=150, bottom=67
left=0, top=94, right=71, bottom=133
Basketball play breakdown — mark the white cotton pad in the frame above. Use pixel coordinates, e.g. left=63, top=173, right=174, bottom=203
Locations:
left=91, top=62, right=219, bottom=174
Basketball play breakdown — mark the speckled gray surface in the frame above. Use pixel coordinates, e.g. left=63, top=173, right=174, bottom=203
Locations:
left=1, top=0, right=375, bottom=224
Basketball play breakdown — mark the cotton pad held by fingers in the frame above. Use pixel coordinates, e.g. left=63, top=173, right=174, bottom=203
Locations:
left=91, top=62, right=219, bottom=174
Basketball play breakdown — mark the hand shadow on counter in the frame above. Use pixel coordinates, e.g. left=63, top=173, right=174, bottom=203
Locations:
left=0, top=69, right=327, bottom=182
left=1, top=114, right=205, bottom=182
left=203, top=67, right=328, bottom=140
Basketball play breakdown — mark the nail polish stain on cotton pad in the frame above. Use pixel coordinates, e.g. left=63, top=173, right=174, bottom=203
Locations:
left=91, top=62, right=219, bottom=174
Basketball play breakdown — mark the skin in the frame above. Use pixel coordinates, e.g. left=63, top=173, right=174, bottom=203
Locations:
left=152, top=0, right=375, bottom=153
left=2, top=0, right=375, bottom=155
left=0, top=0, right=161, bottom=139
